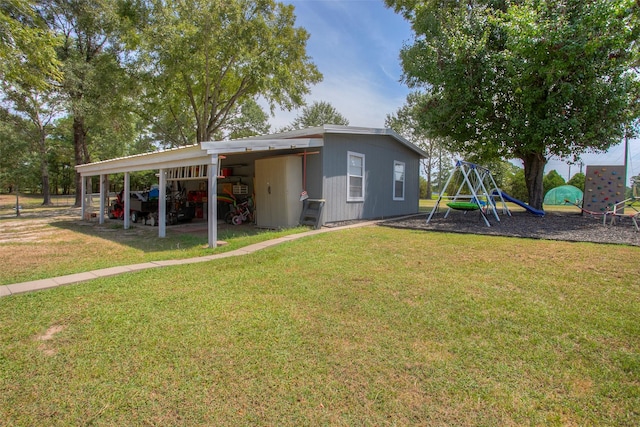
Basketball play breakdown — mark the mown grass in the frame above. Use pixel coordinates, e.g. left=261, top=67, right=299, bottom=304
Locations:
left=1, top=226, right=638, bottom=425
left=0, top=216, right=308, bottom=285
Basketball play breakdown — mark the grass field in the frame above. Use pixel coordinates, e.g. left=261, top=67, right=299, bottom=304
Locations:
left=0, top=194, right=309, bottom=285
left=1, top=207, right=639, bottom=425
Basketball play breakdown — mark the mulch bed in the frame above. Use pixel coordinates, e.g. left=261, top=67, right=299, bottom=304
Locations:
left=380, top=210, right=640, bottom=247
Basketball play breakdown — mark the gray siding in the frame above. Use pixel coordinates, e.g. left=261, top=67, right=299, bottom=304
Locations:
left=321, top=134, right=421, bottom=223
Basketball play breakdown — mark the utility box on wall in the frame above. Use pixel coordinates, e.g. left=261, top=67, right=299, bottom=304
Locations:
left=255, top=155, right=303, bottom=228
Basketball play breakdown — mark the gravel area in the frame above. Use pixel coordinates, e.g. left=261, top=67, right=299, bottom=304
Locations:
left=380, top=210, right=640, bottom=247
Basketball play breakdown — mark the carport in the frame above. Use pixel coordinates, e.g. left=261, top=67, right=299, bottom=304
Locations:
left=76, top=136, right=323, bottom=248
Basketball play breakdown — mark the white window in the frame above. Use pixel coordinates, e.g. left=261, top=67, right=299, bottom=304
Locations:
left=347, top=151, right=365, bottom=202
left=393, top=161, right=405, bottom=200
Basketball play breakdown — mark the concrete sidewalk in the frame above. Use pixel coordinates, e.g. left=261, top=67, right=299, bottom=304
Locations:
left=0, top=221, right=379, bottom=298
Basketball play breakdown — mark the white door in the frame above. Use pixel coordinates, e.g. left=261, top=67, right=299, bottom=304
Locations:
left=255, top=156, right=302, bottom=228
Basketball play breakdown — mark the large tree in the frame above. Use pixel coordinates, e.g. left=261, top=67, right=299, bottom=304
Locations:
left=0, top=107, right=33, bottom=213
left=283, top=100, right=349, bottom=131
left=44, top=0, right=136, bottom=205
left=386, top=92, right=452, bottom=199
left=1, top=82, right=64, bottom=205
left=386, top=0, right=640, bottom=209
left=137, top=0, right=322, bottom=145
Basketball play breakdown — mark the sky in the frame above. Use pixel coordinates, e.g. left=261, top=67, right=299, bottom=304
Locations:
left=271, top=0, right=640, bottom=182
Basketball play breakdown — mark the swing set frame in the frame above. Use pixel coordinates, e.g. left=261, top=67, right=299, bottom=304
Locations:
left=427, top=160, right=510, bottom=227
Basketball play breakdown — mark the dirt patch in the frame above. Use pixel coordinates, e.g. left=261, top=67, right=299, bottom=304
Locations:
left=36, top=324, right=67, bottom=356
left=0, top=207, right=82, bottom=243
left=381, top=211, right=640, bottom=246
left=37, top=324, right=66, bottom=341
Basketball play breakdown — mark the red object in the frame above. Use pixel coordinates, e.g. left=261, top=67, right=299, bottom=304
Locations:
left=188, top=191, right=206, bottom=202
left=221, top=167, right=233, bottom=177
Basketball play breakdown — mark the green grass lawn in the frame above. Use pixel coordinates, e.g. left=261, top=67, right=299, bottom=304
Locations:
left=1, top=226, right=638, bottom=425
left=0, top=196, right=309, bottom=285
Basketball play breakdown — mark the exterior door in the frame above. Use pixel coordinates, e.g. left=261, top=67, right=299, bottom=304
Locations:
left=255, top=156, right=302, bottom=228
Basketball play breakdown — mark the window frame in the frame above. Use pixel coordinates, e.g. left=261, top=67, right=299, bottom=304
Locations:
left=347, top=151, right=365, bottom=202
left=393, top=160, right=405, bottom=201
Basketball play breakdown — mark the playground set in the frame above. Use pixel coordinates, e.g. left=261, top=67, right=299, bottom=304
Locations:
left=429, top=160, right=638, bottom=232
left=427, top=160, right=544, bottom=227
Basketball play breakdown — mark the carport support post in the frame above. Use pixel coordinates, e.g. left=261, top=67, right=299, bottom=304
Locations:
left=124, top=172, right=130, bottom=230
left=82, top=176, right=92, bottom=220
left=159, top=168, right=166, bottom=238
left=207, top=156, right=219, bottom=248
left=99, top=174, right=106, bottom=224
left=80, top=175, right=86, bottom=220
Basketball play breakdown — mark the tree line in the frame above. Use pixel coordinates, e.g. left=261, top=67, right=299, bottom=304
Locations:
left=1, top=0, right=322, bottom=206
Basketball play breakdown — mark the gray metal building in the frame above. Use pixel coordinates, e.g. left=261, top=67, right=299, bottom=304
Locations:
left=76, top=125, right=427, bottom=247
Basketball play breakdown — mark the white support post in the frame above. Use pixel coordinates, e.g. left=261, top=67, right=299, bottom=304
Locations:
left=85, top=177, right=93, bottom=220
left=80, top=175, right=86, bottom=220
left=159, top=168, right=166, bottom=238
left=208, top=156, right=219, bottom=248
left=99, top=174, right=106, bottom=224
left=124, top=172, right=130, bottom=230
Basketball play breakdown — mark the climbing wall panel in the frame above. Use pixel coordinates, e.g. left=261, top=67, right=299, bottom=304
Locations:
left=584, top=165, right=627, bottom=213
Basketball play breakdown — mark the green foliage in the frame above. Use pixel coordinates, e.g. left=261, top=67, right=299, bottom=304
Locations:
left=418, top=175, right=428, bottom=198
left=502, top=168, right=529, bottom=203
left=1, top=76, right=66, bottom=204
left=223, top=98, right=272, bottom=140
left=42, top=0, right=139, bottom=205
left=0, top=0, right=62, bottom=89
left=386, top=0, right=640, bottom=210
left=567, top=172, right=586, bottom=191
left=0, top=108, right=30, bottom=192
left=629, top=175, right=640, bottom=198
left=386, top=92, right=454, bottom=199
left=284, top=100, right=349, bottom=131
left=543, top=170, right=566, bottom=193
left=137, top=0, right=322, bottom=143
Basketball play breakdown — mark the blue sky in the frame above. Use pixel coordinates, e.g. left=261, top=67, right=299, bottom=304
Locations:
left=273, top=0, right=639, bottom=181
left=272, top=0, right=411, bottom=130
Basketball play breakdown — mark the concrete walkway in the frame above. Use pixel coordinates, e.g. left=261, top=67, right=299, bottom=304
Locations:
left=0, top=220, right=380, bottom=298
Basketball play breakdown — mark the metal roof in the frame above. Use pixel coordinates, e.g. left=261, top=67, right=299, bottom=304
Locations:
left=76, top=125, right=426, bottom=176
left=238, top=125, right=428, bottom=157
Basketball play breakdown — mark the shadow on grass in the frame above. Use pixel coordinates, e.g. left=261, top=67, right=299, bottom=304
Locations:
left=50, top=217, right=276, bottom=254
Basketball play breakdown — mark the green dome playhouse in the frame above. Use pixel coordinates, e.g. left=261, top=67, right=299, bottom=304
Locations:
left=543, top=185, right=584, bottom=206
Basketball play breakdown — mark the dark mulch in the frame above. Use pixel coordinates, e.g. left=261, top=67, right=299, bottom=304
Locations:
left=380, top=210, right=640, bottom=247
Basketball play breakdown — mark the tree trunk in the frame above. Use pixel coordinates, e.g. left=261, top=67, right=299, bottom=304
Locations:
left=39, top=131, right=52, bottom=206
left=522, top=152, right=547, bottom=210
left=73, top=116, right=87, bottom=207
